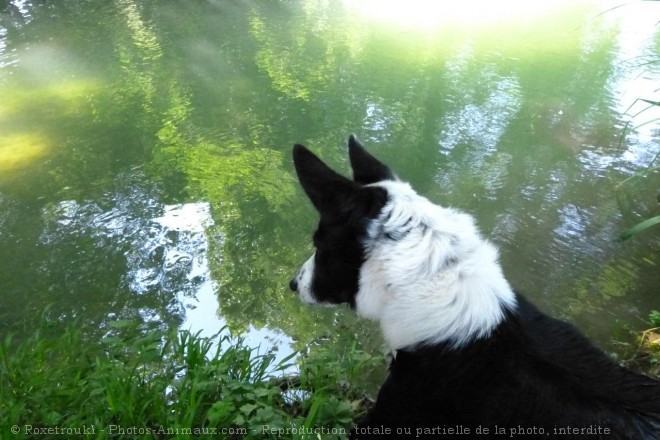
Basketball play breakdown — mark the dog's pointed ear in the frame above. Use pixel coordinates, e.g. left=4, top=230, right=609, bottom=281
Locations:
left=293, top=144, right=357, bottom=213
left=348, top=134, right=395, bottom=184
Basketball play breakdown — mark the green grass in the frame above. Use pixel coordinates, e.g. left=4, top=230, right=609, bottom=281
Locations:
left=2, top=314, right=659, bottom=440
left=641, top=310, right=660, bottom=377
left=0, top=319, right=381, bottom=440
left=618, top=310, right=660, bottom=379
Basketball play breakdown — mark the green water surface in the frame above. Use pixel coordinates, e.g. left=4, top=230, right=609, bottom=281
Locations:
left=0, top=0, right=659, bottom=363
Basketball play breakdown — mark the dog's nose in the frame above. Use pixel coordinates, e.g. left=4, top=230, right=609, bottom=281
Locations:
left=289, top=278, right=298, bottom=292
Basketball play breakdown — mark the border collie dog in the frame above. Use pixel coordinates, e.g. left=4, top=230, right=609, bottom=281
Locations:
left=289, top=135, right=660, bottom=439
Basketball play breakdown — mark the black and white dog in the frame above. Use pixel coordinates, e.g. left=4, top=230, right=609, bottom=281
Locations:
left=289, top=135, right=660, bottom=439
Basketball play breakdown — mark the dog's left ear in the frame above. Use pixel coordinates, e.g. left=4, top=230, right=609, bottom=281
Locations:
left=293, top=144, right=358, bottom=214
left=348, top=134, right=395, bottom=184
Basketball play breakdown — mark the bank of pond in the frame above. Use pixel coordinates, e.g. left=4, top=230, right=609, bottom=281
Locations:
left=1, top=315, right=658, bottom=440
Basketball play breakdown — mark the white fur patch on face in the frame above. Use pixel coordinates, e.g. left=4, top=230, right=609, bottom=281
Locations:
left=293, top=253, right=317, bottom=304
left=356, top=180, right=517, bottom=350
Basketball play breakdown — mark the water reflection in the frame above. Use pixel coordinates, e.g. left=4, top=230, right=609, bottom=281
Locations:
left=0, top=0, right=657, bottom=362
left=0, top=133, right=50, bottom=173
left=39, top=170, right=295, bottom=363
left=345, top=0, right=576, bottom=29
left=0, top=26, right=10, bottom=69
left=438, top=76, right=521, bottom=155
left=603, top=1, right=660, bottom=166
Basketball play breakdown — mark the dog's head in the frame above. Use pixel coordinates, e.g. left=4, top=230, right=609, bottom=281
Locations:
left=289, top=135, right=392, bottom=308
left=290, top=135, right=516, bottom=349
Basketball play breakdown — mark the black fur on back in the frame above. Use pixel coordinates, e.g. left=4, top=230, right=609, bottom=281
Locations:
left=353, top=294, right=660, bottom=439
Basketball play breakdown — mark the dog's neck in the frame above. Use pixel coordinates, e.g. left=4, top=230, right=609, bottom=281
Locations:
left=356, top=181, right=517, bottom=350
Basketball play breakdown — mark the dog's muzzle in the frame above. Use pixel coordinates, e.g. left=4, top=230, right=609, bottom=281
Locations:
left=289, top=253, right=316, bottom=303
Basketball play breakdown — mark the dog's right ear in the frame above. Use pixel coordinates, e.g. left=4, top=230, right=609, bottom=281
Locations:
left=348, top=134, right=395, bottom=184
left=293, top=144, right=357, bottom=214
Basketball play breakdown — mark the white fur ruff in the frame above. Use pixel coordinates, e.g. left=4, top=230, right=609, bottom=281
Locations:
left=357, top=180, right=517, bottom=350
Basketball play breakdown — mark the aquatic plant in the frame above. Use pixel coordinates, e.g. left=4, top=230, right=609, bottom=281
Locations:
left=620, top=214, right=660, bottom=240
left=616, top=69, right=660, bottom=240
left=617, top=97, right=660, bottom=240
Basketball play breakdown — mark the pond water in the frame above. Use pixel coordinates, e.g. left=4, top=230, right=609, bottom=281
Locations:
left=1, top=0, right=659, bottom=368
